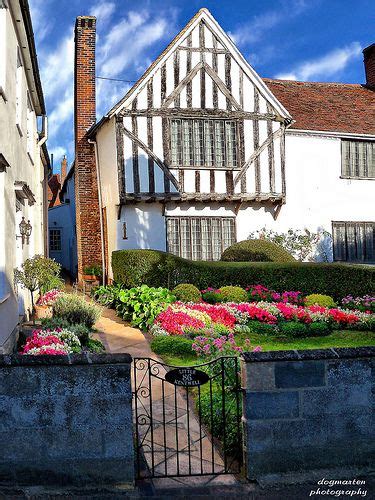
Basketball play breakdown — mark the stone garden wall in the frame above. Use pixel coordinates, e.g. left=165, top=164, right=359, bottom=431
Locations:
left=0, top=353, right=134, bottom=486
left=242, top=347, right=375, bottom=481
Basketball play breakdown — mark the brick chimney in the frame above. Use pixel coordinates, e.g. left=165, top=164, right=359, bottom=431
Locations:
left=60, top=155, right=67, bottom=183
left=363, top=43, right=375, bottom=89
left=74, top=16, right=102, bottom=281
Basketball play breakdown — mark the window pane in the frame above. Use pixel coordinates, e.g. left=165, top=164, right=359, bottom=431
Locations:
left=333, top=223, right=346, bottom=261
left=182, top=120, right=193, bottom=166
left=211, top=218, right=222, bottom=260
left=364, top=223, right=374, bottom=262
left=180, top=218, right=191, bottom=259
left=49, top=229, right=61, bottom=251
left=167, top=218, right=179, bottom=255
left=341, top=140, right=375, bottom=178
left=204, top=120, right=214, bottom=166
left=193, top=120, right=204, bottom=166
left=200, top=218, right=212, bottom=260
left=214, top=121, right=225, bottom=167
left=171, top=120, right=180, bottom=166
left=225, top=121, right=237, bottom=167
left=222, top=218, right=235, bottom=251
left=191, top=218, right=201, bottom=260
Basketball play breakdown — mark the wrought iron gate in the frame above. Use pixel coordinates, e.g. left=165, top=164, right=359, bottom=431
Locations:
left=133, top=356, right=242, bottom=479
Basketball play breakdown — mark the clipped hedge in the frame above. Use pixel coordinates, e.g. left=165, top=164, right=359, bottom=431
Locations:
left=112, top=250, right=375, bottom=300
left=221, top=239, right=295, bottom=263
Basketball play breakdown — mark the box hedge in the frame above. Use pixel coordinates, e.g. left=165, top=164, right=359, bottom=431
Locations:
left=221, top=239, right=295, bottom=263
left=112, top=249, right=375, bottom=300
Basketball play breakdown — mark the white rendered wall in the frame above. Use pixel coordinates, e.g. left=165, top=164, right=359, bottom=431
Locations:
left=0, top=4, right=46, bottom=350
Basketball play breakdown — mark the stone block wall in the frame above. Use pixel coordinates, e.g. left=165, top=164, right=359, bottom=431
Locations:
left=0, top=353, right=134, bottom=486
left=242, top=347, right=375, bottom=481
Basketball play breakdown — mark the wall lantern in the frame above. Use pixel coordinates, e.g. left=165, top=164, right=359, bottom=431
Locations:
left=18, top=217, right=32, bottom=246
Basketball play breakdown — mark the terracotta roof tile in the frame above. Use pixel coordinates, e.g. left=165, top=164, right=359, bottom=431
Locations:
left=263, top=79, right=375, bottom=135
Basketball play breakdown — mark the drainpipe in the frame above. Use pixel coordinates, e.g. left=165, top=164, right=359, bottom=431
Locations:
left=88, top=138, right=106, bottom=286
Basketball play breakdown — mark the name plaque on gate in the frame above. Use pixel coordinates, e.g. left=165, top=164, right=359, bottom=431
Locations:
left=165, top=368, right=209, bottom=387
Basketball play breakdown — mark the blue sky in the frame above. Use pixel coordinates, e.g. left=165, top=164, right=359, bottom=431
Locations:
left=29, top=0, right=375, bottom=174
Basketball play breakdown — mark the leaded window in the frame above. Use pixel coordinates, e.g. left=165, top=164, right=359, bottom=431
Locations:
left=49, top=229, right=62, bottom=252
left=333, top=221, right=375, bottom=263
left=341, top=140, right=375, bottom=179
left=166, top=217, right=236, bottom=261
left=170, top=119, right=238, bottom=168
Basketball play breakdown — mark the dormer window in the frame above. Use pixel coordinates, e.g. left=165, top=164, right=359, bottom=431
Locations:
left=170, top=118, right=239, bottom=168
left=341, top=140, right=374, bottom=179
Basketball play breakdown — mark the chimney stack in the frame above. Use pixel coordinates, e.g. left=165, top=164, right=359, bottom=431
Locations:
left=60, top=155, right=67, bottom=183
left=74, top=16, right=102, bottom=281
left=363, top=43, right=375, bottom=89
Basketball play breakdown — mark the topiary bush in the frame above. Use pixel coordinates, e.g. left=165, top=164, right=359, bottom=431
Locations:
left=151, top=336, right=195, bottom=356
left=112, top=250, right=375, bottom=300
left=247, top=320, right=278, bottom=336
left=52, top=294, right=101, bottom=329
left=172, top=284, right=201, bottom=303
left=221, top=239, right=295, bottom=263
left=218, top=286, right=248, bottom=303
left=279, top=321, right=309, bottom=338
left=308, top=322, right=332, bottom=337
left=305, top=294, right=336, bottom=308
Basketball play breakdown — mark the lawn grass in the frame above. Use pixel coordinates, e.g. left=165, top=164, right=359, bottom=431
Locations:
left=159, top=330, right=374, bottom=366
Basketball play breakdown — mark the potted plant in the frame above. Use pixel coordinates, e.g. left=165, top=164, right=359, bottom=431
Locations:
left=34, top=289, right=61, bottom=319
left=83, top=264, right=102, bottom=283
left=14, top=255, right=62, bottom=324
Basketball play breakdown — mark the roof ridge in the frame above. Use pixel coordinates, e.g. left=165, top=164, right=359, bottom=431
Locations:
left=263, top=78, right=364, bottom=88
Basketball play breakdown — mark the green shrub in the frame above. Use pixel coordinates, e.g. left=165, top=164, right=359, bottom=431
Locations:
left=305, top=294, right=336, bottom=308
left=247, top=320, right=278, bottom=336
left=40, top=317, right=92, bottom=343
left=84, top=337, right=105, bottom=353
left=218, top=286, right=247, bottom=303
left=91, top=284, right=124, bottom=308
left=151, top=336, right=195, bottom=356
left=112, top=250, right=375, bottom=300
left=308, top=322, right=332, bottom=337
left=53, top=294, right=101, bottom=329
left=172, top=284, right=201, bottom=303
left=221, top=239, right=295, bottom=263
left=116, top=285, right=176, bottom=331
left=279, top=321, right=309, bottom=338
left=83, top=264, right=102, bottom=277
left=201, top=290, right=223, bottom=304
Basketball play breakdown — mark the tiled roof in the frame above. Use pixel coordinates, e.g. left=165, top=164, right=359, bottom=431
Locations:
left=263, top=79, right=375, bottom=136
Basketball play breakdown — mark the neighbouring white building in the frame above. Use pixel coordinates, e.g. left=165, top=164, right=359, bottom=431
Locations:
left=73, top=9, right=374, bottom=283
left=0, top=0, right=49, bottom=352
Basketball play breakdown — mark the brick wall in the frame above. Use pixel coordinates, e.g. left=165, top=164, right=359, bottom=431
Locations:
left=0, top=353, right=134, bottom=486
left=363, top=44, right=375, bottom=88
left=242, top=347, right=375, bottom=482
left=74, top=16, right=102, bottom=281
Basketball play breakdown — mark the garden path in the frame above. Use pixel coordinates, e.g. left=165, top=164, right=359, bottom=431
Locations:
left=94, top=307, right=240, bottom=491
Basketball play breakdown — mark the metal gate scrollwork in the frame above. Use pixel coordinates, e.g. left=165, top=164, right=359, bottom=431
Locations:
left=133, top=356, right=242, bottom=479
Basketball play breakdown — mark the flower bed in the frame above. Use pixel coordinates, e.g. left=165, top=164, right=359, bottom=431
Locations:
left=150, top=300, right=374, bottom=339
left=22, top=328, right=81, bottom=355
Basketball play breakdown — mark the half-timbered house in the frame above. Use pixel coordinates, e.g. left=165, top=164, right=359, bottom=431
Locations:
left=73, top=9, right=375, bottom=282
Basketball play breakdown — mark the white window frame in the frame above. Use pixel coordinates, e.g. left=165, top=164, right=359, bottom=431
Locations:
left=341, top=140, right=375, bottom=180
left=166, top=216, right=236, bottom=261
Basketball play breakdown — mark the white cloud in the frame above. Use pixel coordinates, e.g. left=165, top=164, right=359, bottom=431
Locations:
left=90, top=1, right=116, bottom=24
left=29, top=0, right=54, bottom=42
left=50, top=146, right=67, bottom=164
left=275, top=42, right=362, bottom=81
